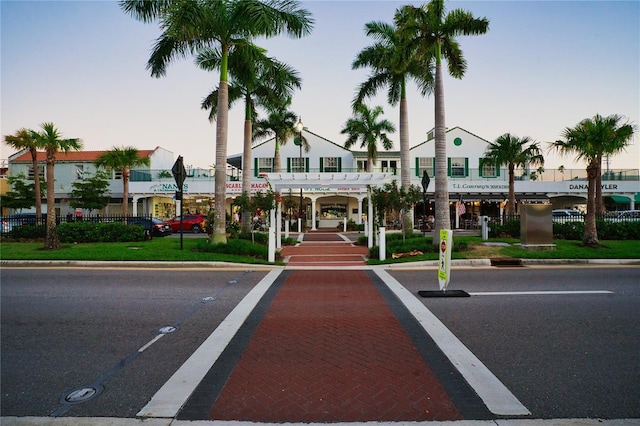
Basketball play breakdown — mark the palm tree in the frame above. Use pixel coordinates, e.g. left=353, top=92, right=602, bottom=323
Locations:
left=31, top=122, right=83, bottom=250
left=551, top=114, right=636, bottom=247
left=397, top=0, right=489, bottom=237
left=95, top=147, right=151, bottom=218
left=4, top=128, right=43, bottom=219
left=341, top=104, right=395, bottom=172
left=198, top=43, right=301, bottom=231
left=352, top=15, right=434, bottom=231
left=120, top=0, right=313, bottom=244
left=253, top=101, right=304, bottom=173
left=483, top=133, right=544, bottom=215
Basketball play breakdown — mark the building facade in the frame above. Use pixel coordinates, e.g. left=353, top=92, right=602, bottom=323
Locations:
left=4, top=127, right=639, bottom=228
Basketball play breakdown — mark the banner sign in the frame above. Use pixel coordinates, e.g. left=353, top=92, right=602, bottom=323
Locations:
left=437, top=229, right=453, bottom=291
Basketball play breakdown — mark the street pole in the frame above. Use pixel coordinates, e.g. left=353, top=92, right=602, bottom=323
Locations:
left=294, top=118, right=304, bottom=231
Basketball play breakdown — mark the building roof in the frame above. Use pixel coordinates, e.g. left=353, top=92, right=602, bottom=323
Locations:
left=10, top=149, right=156, bottom=163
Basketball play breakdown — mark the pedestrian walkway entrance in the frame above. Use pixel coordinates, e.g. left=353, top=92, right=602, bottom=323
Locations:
left=280, top=231, right=369, bottom=268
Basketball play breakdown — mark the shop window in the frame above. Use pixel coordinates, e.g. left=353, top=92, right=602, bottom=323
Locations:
left=320, top=203, right=347, bottom=219
left=416, top=157, right=435, bottom=176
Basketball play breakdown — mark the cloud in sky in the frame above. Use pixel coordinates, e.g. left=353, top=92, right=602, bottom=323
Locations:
left=2, top=0, right=638, bottom=171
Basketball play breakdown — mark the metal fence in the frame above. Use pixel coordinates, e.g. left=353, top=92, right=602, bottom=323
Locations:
left=1, top=214, right=154, bottom=234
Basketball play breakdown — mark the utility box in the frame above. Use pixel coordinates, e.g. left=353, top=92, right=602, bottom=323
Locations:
left=520, top=204, right=555, bottom=250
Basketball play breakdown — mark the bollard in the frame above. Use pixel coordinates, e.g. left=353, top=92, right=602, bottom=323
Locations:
left=297, top=217, right=302, bottom=233
left=379, top=226, right=386, bottom=261
left=481, top=216, right=490, bottom=240
left=268, top=226, right=275, bottom=262
left=285, top=219, right=290, bottom=239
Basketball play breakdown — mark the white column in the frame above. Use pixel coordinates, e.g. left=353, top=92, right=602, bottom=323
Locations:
left=368, top=188, right=374, bottom=248
left=378, top=227, right=386, bottom=261
left=357, top=197, right=363, bottom=224
left=276, top=201, right=282, bottom=249
left=311, top=197, right=317, bottom=230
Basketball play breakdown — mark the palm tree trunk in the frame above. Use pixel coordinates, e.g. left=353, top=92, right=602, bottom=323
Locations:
left=44, top=151, right=59, bottom=250
left=212, top=79, right=229, bottom=244
left=122, top=171, right=130, bottom=218
left=31, top=148, right=42, bottom=220
left=583, top=160, right=599, bottom=247
left=508, top=164, right=516, bottom=215
left=434, top=50, right=449, bottom=240
left=595, top=156, right=604, bottom=214
left=274, top=139, right=281, bottom=172
left=399, top=88, right=413, bottom=233
left=241, top=113, right=253, bottom=234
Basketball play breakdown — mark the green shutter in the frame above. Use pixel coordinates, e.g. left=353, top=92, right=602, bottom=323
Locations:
left=337, top=157, right=342, bottom=172
left=305, top=158, right=309, bottom=172
left=254, top=158, right=258, bottom=177
left=287, top=158, right=291, bottom=173
left=447, top=158, right=451, bottom=176
left=319, top=157, right=324, bottom=172
left=478, top=158, right=484, bottom=177
left=496, top=165, right=501, bottom=177
left=464, top=158, right=469, bottom=177
left=415, top=157, right=420, bottom=176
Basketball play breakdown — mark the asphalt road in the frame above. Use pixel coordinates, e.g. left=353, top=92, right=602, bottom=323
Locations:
left=1, top=265, right=638, bottom=420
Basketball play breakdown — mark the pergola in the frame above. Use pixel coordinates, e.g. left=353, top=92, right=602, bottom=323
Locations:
left=261, top=172, right=390, bottom=250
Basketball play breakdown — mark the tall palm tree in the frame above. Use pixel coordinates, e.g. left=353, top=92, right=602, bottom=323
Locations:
left=120, top=0, right=313, bottom=244
left=551, top=114, right=636, bottom=247
left=352, top=15, right=434, bottom=231
left=198, top=43, right=301, bottom=208
left=397, top=0, right=489, bottom=237
left=341, top=104, right=395, bottom=172
left=352, top=17, right=434, bottom=190
left=31, top=122, right=83, bottom=250
left=253, top=101, right=304, bottom=172
left=483, top=134, right=544, bottom=215
left=4, top=128, right=43, bottom=219
left=95, top=147, right=151, bottom=218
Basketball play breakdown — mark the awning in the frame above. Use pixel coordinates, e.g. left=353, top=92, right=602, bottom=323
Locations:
left=609, top=195, right=632, bottom=203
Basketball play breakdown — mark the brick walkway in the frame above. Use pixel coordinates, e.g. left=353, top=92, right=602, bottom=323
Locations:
left=280, top=231, right=369, bottom=267
left=177, top=233, right=491, bottom=422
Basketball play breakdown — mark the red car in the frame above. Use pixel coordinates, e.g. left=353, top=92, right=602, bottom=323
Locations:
left=167, top=214, right=206, bottom=233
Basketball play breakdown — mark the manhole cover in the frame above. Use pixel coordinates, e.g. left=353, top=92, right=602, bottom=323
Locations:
left=62, top=385, right=103, bottom=404
left=158, top=326, right=177, bottom=334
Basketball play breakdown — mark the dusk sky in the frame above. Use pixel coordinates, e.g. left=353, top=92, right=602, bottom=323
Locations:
left=2, top=0, right=639, bottom=172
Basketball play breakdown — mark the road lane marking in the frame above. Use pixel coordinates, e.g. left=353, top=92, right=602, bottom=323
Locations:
left=137, top=269, right=283, bottom=418
left=469, top=290, right=613, bottom=296
left=374, top=269, right=531, bottom=416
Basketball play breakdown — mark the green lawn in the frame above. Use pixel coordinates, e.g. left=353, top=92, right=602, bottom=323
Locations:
left=2, top=235, right=639, bottom=264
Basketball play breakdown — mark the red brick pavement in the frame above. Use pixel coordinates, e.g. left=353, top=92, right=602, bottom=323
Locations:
left=280, top=232, right=369, bottom=267
left=208, top=270, right=463, bottom=422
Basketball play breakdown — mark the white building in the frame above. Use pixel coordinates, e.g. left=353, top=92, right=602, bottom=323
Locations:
left=5, top=127, right=639, bottom=228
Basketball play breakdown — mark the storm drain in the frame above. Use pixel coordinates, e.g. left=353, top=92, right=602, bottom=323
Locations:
left=62, top=385, right=104, bottom=404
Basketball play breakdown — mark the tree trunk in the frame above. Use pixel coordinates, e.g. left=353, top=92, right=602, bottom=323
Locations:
left=595, top=156, right=604, bottom=215
left=31, top=149, right=42, bottom=220
left=274, top=138, right=281, bottom=173
left=399, top=90, right=413, bottom=233
left=508, top=163, right=516, bottom=215
left=433, top=59, right=449, bottom=242
left=583, top=160, right=599, bottom=247
left=44, top=151, right=59, bottom=250
left=241, top=116, right=253, bottom=234
left=122, top=169, right=130, bottom=218
left=212, top=79, right=229, bottom=244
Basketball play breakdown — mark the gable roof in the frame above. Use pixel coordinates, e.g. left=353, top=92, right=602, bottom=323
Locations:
left=10, top=149, right=156, bottom=163
left=410, top=126, right=491, bottom=150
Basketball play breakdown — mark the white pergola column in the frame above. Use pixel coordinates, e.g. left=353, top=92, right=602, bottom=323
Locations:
left=311, top=197, right=318, bottom=230
left=276, top=200, right=282, bottom=249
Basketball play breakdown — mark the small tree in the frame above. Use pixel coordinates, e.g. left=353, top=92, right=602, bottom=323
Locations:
left=69, top=171, right=111, bottom=214
left=0, top=174, right=43, bottom=211
left=371, top=180, right=422, bottom=241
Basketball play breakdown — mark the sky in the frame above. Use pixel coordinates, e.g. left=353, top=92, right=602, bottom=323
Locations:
left=2, top=0, right=639, bottom=172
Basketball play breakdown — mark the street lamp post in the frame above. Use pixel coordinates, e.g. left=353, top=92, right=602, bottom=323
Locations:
left=294, top=118, right=304, bottom=229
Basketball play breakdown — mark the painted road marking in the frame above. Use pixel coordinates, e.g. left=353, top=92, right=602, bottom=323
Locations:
left=137, top=269, right=283, bottom=418
left=374, top=269, right=531, bottom=416
left=469, top=290, right=613, bottom=296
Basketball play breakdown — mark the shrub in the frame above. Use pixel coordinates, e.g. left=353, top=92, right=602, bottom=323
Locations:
left=57, top=222, right=146, bottom=243
left=8, top=224, right=46, bottom=239
left=195, top=238, right=268, bottom=259
left=488, top=218, right=520, bottom=238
